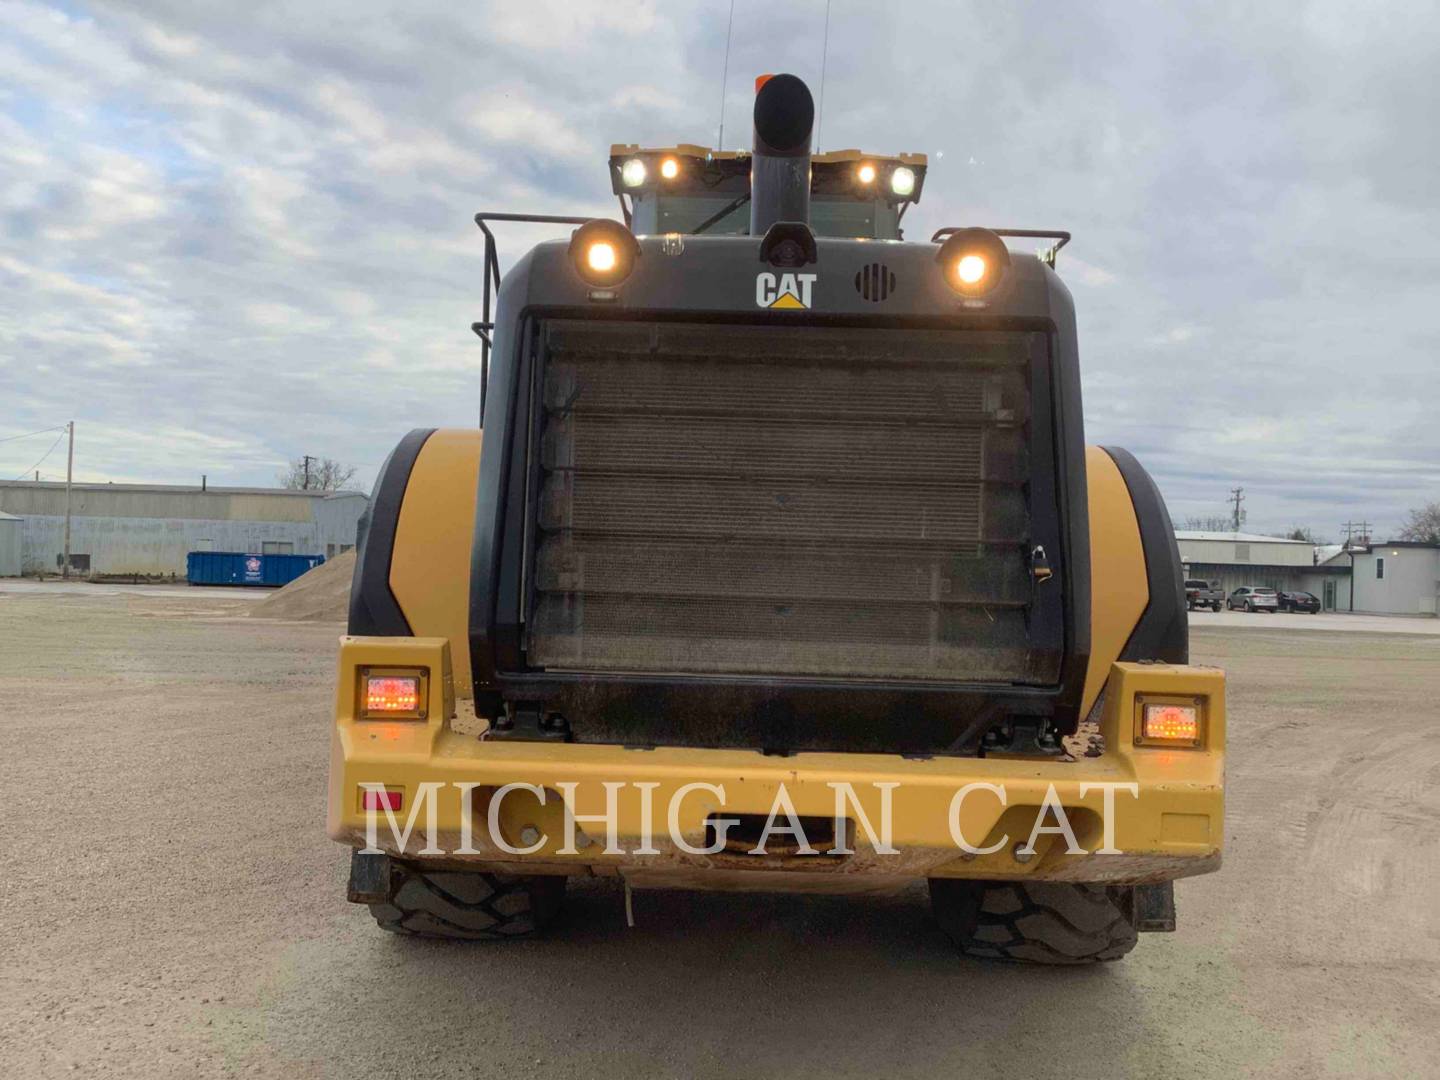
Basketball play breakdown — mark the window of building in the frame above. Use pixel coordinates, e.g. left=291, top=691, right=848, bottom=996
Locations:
left=262, top=541, right=294, bottom=555
left=1376, top=557, right=1385, bottom=580
left=1235, top=543, right=1251, bottom=561
left=340, top=544, right=354, bottom=554
left=327, top=544, right=336, bottom=558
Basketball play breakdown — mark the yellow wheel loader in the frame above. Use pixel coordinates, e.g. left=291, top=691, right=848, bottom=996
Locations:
left=328, top=74, right=1223, bottom=963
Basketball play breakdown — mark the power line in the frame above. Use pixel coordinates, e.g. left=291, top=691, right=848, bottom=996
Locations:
left=815, top=0, right=832, bottom=152
left=716, top=0, right=735, bottom=150
left=9, top=430, right=67, bottom=482
left=0, top=425, right=65, bottom=445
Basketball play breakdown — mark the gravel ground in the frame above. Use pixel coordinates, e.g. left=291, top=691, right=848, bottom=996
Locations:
left=2, top=588, right=1437, bottom=1079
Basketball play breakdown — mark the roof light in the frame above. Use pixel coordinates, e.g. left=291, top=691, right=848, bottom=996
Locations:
left=890, top=166, right=916, bottom=196
left=857, top=163, right=877, bottom=184
left=620, top=158, right=647, bottom=188
left=660, top=157, right=680, bottom=180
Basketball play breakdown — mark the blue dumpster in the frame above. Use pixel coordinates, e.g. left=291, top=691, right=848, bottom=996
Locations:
left=186, top=551, right=325, bottom=587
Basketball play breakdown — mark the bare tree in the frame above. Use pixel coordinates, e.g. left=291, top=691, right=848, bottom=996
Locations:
left=1398, top=501, right=1440, bottom=544
left=1181, top=515, right=1234, bottom=532
left=1279, top=526, right=1324, bottom=543
left=278, top=456, right=358, bottom=491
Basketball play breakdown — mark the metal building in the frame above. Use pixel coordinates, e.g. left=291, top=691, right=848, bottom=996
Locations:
left=0, top=510, right=22, bottom=577
left=0, top=481, right=367, bottom=577
left=1175, top=529, right=1351, bottom=608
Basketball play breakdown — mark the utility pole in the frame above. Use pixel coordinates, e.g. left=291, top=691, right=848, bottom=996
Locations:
left=302, top=454, right=316, bottom=491
left=62, top=420, right=74, bottom=579
left=1228, top=486, right=1245, bottom=532
left=1340, top=520, right=1371, bottom=613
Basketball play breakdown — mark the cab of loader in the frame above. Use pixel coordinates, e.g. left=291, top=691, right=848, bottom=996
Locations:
left=349, top=72, right=1187, bottom=760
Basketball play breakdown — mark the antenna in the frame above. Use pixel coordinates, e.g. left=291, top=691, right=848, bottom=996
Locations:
left=815, top=0, right=832, bottom=152
left=716, top=0, right=736, bottom=150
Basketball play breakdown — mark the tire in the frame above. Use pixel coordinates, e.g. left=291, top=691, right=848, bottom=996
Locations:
left=929, top=880, right=1139, bottom=964
left=1245, top=601, right=1254, bottom=612
left=369, top=865, right=566, bottom=940
left=1211, top=602, right=1221, bottom=611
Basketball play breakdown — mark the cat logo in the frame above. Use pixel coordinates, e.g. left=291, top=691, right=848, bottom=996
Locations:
left=755, top=272, right=817, bottom=309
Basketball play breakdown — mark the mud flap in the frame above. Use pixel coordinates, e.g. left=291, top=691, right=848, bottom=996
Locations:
left=1134, top=881, right=1177, bottom=932
left=347, top=851, right=395, bottom=905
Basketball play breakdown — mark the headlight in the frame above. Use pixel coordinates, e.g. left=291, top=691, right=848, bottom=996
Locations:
left=890, top=166, right=916, bottom=196
left=935, top=227, right=1011, bottom=298
left=660, top=156, right=680, bottom=180
left=857, top=163, right=877, bottom=184
left=620, top=157, right=647, bottom=188
left=569, top=219, right=642, bottom=286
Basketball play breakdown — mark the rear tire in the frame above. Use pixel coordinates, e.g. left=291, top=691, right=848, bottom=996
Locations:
left=929, top=880, right=1139, bottom=964
left=369, top=865, right=566, bottom=940
left=1211, top=602, right=1221, bottom=611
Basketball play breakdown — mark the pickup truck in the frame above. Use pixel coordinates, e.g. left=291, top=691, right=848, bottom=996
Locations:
left=1185, top=579, right=1225, bottom=611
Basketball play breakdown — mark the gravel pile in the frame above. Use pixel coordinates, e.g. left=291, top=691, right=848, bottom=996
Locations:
left=248, top=549, right=355, bottom=622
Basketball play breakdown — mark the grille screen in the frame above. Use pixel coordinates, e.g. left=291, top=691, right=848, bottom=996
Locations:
left=527, top=321, right=1048, bottom=683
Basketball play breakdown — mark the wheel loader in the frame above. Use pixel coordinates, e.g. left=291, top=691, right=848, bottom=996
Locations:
left=328, top=74, right=1224, bottom=963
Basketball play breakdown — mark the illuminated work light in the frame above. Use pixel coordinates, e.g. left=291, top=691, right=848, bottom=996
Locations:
left=365, top=676, right=420, bottom=712
left=620, top=157, right=647, bottom=187
left=660, top=156, right=680, bottom=180
left=358, top=667, right=427, bottom=720
left=569, top=219, right=641, bottom=286
left=890, top=165, right=916, bottom=196
left=857, top=163, right=877, bottom=184
left=957, top=254, right=987, bottom=284
left=1137, top=700, right=1204, bottom=747
left=935, top=227, right=1011, bottom=299
left=586, top=241, right=617, bottom=272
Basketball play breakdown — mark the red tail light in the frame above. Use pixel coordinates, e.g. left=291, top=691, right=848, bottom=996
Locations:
left=361, top=788, right=403, bottom=812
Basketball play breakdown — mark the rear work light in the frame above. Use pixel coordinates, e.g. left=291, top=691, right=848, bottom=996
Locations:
left=359, top=668, right=427, bottom=720
left=1136, top=699, right=1204, bottom=748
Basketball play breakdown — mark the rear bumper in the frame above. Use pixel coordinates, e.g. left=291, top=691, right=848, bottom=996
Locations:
left=328, top=637, right=1225, bottom=890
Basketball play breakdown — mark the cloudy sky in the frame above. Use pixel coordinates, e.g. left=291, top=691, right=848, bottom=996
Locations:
left=2, top=1, right=1437, bottom=538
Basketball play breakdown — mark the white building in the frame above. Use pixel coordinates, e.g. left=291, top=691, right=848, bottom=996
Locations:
left=1347, top=542, right=1440, bottom=616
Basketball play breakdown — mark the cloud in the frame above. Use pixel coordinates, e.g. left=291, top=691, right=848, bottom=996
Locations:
left=0, top=0, right=1437, bottom=540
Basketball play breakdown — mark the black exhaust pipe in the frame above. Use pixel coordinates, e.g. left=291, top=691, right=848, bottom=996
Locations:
left=750, top=74, right=814, bottom=235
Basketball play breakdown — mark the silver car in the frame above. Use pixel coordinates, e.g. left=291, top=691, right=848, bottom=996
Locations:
left=1228, top=586, right=1280, bottom=612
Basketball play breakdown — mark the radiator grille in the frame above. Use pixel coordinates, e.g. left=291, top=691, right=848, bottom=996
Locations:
left=527, top=321, right=1046, bottom=682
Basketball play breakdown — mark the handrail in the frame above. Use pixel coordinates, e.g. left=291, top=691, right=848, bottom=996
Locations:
left=930, top=227, right=1072, bottom=268
left=472, top=212, right=595, bottom=423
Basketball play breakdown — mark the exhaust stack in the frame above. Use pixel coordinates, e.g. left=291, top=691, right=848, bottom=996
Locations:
left=749, top=74, right=814, bottom=235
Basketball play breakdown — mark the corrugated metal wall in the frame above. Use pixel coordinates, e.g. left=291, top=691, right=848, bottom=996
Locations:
left=0, top=515, right=22, bottom=577
left=0, top=484, right=367, bottom=575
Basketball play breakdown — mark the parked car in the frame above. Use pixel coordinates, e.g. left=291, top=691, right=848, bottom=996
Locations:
left=1228, top=586, right=1280, bottom=612
left=1185, top=578, right=1225, bottom=611
left=1278, top=589, right=1321, bottom=613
